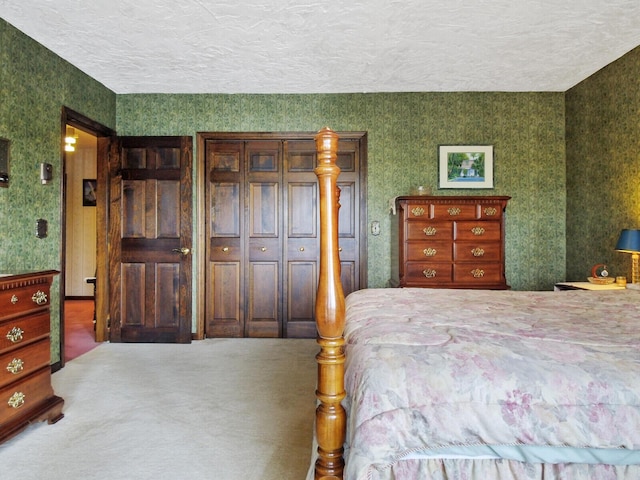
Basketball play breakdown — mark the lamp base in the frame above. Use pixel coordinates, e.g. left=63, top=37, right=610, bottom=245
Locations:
left=632, top=253, right=640, bottom=284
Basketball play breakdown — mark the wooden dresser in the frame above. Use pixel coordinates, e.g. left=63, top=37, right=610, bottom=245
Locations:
left=0, top=270, right=64, bottom=443
left=395, top=196, right=510, bottom=289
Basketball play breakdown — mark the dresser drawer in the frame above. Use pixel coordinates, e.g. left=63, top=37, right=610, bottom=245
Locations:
left=0, top=284, right=51, bottom=319
left=0, top=312, right=50, bottom=353
left=0, top=339, right=50, bottom=389
left=432, top=203, right=478, bottom=220
left=0, top=368, right=53, bottom=424
left=477, top=203, right=504, bottom=219
left=454, top=241, right=502, bottom=262
left=406, top=241, right=452, bottom=262
left=403, top=262, right=453, bottom=284
left=455, top=221, right=501, bottom=241
left=453, top=263, right=504, bottom=284
left=406, top=221, right=453, bottom=241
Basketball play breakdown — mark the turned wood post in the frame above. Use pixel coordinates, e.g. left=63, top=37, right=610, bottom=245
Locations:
left=314, top=127, right=346, bottom=480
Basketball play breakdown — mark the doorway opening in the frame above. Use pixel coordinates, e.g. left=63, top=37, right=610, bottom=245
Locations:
left=60, top=107, right=114, bottom=368
left=63, top=127, right=99, bottom=361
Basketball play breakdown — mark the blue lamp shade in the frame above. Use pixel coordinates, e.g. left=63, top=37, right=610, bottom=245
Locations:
left=615, top=229, right=640, bottom=253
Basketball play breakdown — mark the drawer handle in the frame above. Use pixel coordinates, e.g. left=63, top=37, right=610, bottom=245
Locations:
left=422, top=226, right=437, bottom=236
left=471, top=227, right=485, bottom=236
left=222, top=247, right=229, bottom=252
left=423, top=248, right=437, bottom=257
left=471, top=268, right=485, bottom=278
left=8, top=391, right=25, bottom=409
left=10, top=295, right=18, bottom=305
left=471, top=248, right=485, bottom=257
left=422, top=268, right=437, bottom=278
left=260, top=247, right=267, bottom=252
left=31, top=290, right=48, bottom=305
left=411, top=207, right=425, bottom=217
left=484, top=207, right=497, bottom=216
left=6, top=327, right=24, bottom=344
left=6, top=358, right=24, bottom=375
left=447, top=207, right=461, bottom=216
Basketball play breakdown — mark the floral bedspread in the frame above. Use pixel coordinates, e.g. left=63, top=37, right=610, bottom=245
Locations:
left=342, top=288, right=640, bottom=480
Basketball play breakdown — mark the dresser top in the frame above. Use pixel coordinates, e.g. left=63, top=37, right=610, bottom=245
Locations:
left=0, top=270, right=59, bottom=288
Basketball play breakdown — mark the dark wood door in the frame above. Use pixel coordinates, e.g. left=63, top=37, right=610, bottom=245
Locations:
left=204, top=140, right=283, bottom=338
left=203, top=132, right=366, bottom=339
left=109, top=136, right=193, bottom=343
left=283, top=139, right=361, bottom=337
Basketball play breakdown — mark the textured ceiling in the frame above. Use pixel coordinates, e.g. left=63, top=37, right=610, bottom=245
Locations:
left=2, top=0, right=640, bottom=94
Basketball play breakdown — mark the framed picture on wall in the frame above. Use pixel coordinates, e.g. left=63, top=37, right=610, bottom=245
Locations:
left=82, top=179, right=97, bottom=206
left=438, top=145, right=494, bottom=189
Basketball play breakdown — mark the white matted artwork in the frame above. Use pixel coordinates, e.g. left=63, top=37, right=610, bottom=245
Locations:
left=438, top=145, right=493, bottom=189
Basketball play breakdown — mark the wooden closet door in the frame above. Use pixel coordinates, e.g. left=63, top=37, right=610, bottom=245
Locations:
left=245, top=141, right=282, bottom=337
left=283, top=138, right=361, bottom=337
left=205, top=141, right=245, bottom=337
left=205, top=139, right=283, bottom=338
left=284, top=140, right=320, bottom=338
left=203, top=132, right=366, bottom=339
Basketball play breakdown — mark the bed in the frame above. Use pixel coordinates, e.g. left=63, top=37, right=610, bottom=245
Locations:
left=311, top=127, right=640, bottom=480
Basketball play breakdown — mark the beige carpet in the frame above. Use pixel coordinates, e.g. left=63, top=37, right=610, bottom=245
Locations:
left=0, top=338, right=318, bottom=480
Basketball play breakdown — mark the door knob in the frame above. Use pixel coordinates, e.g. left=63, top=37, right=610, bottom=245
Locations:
left=172, top=247, right=191, bottom=255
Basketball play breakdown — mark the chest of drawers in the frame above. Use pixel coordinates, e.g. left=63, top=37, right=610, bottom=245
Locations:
left=0, top=271, right=64, bottom=443
left=395, top=196, right=510, bottom=289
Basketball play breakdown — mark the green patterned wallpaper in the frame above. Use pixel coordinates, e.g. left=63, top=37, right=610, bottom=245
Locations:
left=0, top=19, right=116, bottom=362
left=566, top=46, right=640, bottom=282
left=117, top=92, right=566, bottom=291
left=6, top=15, right=637, bottom=359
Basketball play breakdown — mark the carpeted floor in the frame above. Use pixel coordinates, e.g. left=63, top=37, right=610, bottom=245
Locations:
left=0, top=338, right=318, bottom=480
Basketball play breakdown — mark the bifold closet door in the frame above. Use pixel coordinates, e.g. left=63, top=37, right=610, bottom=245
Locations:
left=205, top=140, right=283, bottom=338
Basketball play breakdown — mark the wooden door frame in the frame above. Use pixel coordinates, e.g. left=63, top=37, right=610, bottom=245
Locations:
left=59, top=107, right=115, bottom=368
left=195, top=131, right=368, bottom=340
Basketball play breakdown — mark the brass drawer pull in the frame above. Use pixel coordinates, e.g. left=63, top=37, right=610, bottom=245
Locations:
left=221, top=247, right=229, bottom=252
left=411, top=207, right=425, bottom=217
left=422, top=268, right=437, bottom=278
left=6, top=358, right=24, bottom=375
left=471, top=227, right=485, bottom=236
left=31, top=290, right=48, bottom=305
left=10, top=295, right=18, bottom=305
left=471, top=248, right=485, bottom=257
left=447, top=207, right=461, bottom=216
left=8, top=391, right=25, bottom=409
left=484, top=207, right=497, bottom=216
left=423, top=248, right=437, bottom=257
left=6, top=326, right=24, bottom=344
left=471, top=268, right=485, bottom=278
left=422, top=226, right=437, bottom=236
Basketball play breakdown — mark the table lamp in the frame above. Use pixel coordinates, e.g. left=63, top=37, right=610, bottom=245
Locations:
left=615, top=229, right=640, bottom=283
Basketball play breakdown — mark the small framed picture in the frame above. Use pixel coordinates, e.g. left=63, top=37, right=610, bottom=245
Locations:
left=82, top=179, right=97, bottom=206
left=438, top=145, right=494, bottom=189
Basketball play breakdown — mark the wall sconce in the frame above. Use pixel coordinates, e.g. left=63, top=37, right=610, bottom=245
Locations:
left=615, top=229, right=640, bottom=283
left=64, top=126, right=77, bottom=152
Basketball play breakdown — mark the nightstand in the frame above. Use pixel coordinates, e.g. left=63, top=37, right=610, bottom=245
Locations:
left=554, top=281, right=627, bottom=291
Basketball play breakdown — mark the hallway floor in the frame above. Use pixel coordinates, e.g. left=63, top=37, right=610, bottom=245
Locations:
left=65, top=300, right=99, bottom=362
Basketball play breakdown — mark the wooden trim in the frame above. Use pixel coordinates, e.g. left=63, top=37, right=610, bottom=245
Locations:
left=314, top=127, right=346, bottom=480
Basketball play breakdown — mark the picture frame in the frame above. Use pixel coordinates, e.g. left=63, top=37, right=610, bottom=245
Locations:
left=82, top=179, right=97, bottom=206
left=438, top=145, right=494, bottom=189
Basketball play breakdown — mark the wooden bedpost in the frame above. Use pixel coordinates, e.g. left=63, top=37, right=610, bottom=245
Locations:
left=314, top=127, right=346, bottom=480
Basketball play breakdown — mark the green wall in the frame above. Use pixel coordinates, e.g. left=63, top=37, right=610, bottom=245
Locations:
left=0, top=19, right=116, bottom=362
left=7, top=14, right=638, bottom=360
left=116, top=92, right=566, bottom=291
left=566, top=46, right=640, bottom=282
